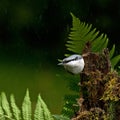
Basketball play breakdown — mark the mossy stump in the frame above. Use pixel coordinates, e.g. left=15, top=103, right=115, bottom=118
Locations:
left=72, top=43, right=120, bottom=120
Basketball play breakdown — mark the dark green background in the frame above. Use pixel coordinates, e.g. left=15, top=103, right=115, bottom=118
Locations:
left=0, top=0, right=120, bottom=114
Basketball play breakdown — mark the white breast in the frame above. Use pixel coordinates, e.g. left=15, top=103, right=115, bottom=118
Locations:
left=64, top=58, right=85, bottom=74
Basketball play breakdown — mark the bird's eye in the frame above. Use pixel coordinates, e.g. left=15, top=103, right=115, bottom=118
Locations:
left=75, top=56, right=79, bottom=60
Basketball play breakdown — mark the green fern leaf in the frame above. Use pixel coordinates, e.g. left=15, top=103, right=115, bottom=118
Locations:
left=92, top=34, right=108, bottom=52
left=22, top=89, right=32, bottom=120
left=39, top=94, right=54, bottom=120
left=111, top=55, right=120, bottom=68
left=62, top=94, right=79, bottom=118
left=110, top=44, right=115, bottom=59
left=53, top=115, right=70, bottom=120
left=0, top=90, right=55, bottom=120
left=66, top=13, right=109, bottom=54
left=1, top=92, right=12, bottom=118
left=0, top=96, right=5, bottom=120
left=34, top=94, right=44, bottom=120
left=10, top=94, right=21, bottom=120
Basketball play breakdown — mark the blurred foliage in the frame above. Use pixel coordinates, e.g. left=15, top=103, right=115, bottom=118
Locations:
left=0, top=89, right=54, bottom=120
left=0, top=0, right=120, bottom=56
left=53, top=115, right=70, bottom=120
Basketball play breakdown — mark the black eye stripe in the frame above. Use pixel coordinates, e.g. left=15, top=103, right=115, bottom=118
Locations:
left=63, top=59, right=73, bottom=63
left=63, top=56, right=82, bottom=63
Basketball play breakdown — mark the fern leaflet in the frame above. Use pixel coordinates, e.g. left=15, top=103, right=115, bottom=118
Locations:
left=66, top=13, right=109, bottom=54
left=1, top=92, right=12, bottom=119
left=34, top=94, right=44, bottom=120
left=39, top=95, right=54, bottom=120
left=22, top=89, right=32, bottom=120
left=10, top=94, right=21, bottom=120
left=0, top=96, right=5, bottom=120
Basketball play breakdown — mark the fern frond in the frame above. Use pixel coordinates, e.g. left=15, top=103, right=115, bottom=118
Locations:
left=22, top=89, right=32, bottom=120
left=0, top=96, right=5, bottom=120
left=110, top=44, right=115, bottom=59
left=92, top=34, right=108, bottom=52
left=0, top=90, right=54, bottom=120
left=111, top=55, right=120, bottom=69
left=38, top=94, right=54, bottom=120
left=108, top=101, right=116, bottom=120
left=10, top=94, right=21, bottom=120
left=62, top=94, right=79, bottom=117
left=53, top=115, right=70, bottom=120
left=109, top=44, right=120, bottom=68
left=34, top=94, right=44, bottom=120
left=66, top=13, right=109, bottom=54
left=1, top=92, right=12, bottom=119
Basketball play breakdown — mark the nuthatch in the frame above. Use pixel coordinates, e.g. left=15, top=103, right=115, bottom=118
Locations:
left=58, top=54, right=85, bottom=74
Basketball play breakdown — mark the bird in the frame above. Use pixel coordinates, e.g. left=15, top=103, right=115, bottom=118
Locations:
left=58, top=54, right=85, bottom=74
